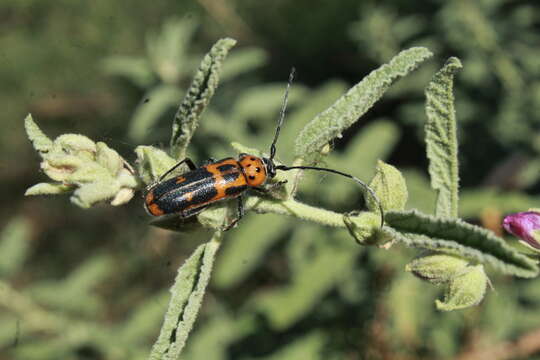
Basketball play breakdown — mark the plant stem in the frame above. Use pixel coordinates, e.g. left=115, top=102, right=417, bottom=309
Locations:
left=244, top=196, right=375, bottom=228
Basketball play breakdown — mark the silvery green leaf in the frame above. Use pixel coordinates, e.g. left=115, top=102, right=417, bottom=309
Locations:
left=170, top=38, right=236, bottom=159
left=25, top=183, right=73, bottom=196
left=128, top=85, right=182, bottom=141
left=134, top=145, right=177, bottom=184
left=436, top=265, right=488, bottom=311
left=24, top=114, right=53, bottom=153
left=54, top=134, right=97, bottom=154
left=149, top=233, right=221, bottom=359
left=95, top=142, right=124, bottom=176
left=101, top=56, right=155, bottom=87
left=343, top=212, right=384, bottom=246
left=425, top=57, right=462, bottom=218
left=71, top=181, right=120, bottom=208
left=110, top=188, right=135, bottom=206
left=367, top=160, right=408, bottom=212
left=406, top=253, right=469, bottom=284
left=384, top=210, right=538, bottom=278
left=25, top=116, right=138, bottom=208
left=146, top=17, right=197, bottom=84
left=295, top=47, right=433, bottom=159
left=0, top=217, right=31, bottom=277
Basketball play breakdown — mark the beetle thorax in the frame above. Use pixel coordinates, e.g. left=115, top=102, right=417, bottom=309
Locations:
left=238, top=155, right=267, bottom=186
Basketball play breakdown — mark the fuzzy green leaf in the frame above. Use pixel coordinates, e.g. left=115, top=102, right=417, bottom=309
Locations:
left=343, top=212, right=385, bottom=246
left=196, top=203, right=232, bottom=230
left=119, top=292, right=169, bottom=345
left=134, top=145, right=177, bottom=184
left=436, top=265, right=488, bottom=311
left=146, top=17, right=197, bottom=85
left=367, top=160, right=408, bottom=212
left=295, top=47, right=432, bottom=159
left=255, top=332, right=325, bottom=360
left=170, top=38, right=236, bottom=159
left=128, top=85, right=182, bottom=141
left=55, top=134, right=97, bottom=154
left=231, top=84, right=308, bottom=124
left=63, top=254, right=114, bottom=293
left=250, top=233, right=359, bottom=330
left=406, top=253, right=469, bottom=285
left=25, top=117, right=138, bottom=208
left=0, top=217, right=31, bottom=277
left=71, top=181, right=121, bottom=208
left=25, top=183, right=73, bottom=196
left=313, top=119, right=400, bottom=208
left=95, top=142, right=123, bottom=175
left=182, top=311, right=254, bottom=359
left=149, top=233, right=221, bottom=359
left=27, top=254, right=113, bottom=316
left=24, top=114, right=53, bottom=153
left=425, top=57, right=462, bottom=218
left=335, top=119, right=400, bottom=173
left=101, top=56, right=154, bottom=87
left=384, top=210, right=538, bottom=277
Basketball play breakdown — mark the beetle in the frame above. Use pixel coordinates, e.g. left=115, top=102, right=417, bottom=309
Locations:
left=144, top=68, right=384, bottom=230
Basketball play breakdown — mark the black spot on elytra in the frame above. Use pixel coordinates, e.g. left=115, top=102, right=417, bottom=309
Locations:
left=223, top=172, right=240, bottom=182
left=217, top=163, right=236, bottom=172
left=225, top=185, right=247, bottom=196
left=256, top=167, right=261, bottom=172
left=249, top=175, right=255, bottom=180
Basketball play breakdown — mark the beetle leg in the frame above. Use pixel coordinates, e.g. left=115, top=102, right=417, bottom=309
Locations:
left=224, top=196, right=244, bottom=231
left=158, top=158, right=197, bottom=182
left=204, top=157, right=217, bottom=165
left=237, top=196, right=245, bottom=218
left=252, top=179, right=288, bottom=195
left=251, top=187, right=268, bottom=194
left=271, top=180, right=288, bottom=188
left=254, top=179, right=288, bottom=192
left=184, top=158, right=197, bottom=170
left=180, top=204, right=211, bottom=218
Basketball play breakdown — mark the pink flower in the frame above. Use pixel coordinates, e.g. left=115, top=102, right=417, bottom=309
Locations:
left=503, top=211, right=540, bottom=250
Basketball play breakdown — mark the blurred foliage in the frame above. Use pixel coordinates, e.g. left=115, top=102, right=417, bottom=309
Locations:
left=3, top=1, right=540, bottom=359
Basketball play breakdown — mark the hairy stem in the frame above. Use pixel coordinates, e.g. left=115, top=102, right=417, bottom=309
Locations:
left=244, top=196, right=378, bottom=228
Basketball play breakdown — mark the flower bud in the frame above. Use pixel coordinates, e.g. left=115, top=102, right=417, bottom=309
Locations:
left=25, top=115, right=138, bottom=208
left=503, top=211, right=540, bottom=250
left=406, top=253, right=469, bottom=284
left=367, top=160, right=408, bottom=212
left=436, top=264, right=488, bottom=311
left=343, top=212, right=386, bottom=246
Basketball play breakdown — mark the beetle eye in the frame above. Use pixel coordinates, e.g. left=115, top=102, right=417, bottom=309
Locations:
left=255, top=167, right=260, bottom=172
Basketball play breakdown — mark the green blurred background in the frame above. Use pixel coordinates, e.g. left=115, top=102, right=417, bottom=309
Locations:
left=2, top=1, right=540, bottom=359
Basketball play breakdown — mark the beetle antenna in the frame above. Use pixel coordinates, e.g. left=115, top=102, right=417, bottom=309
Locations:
left=274, top=165, right=385, bottom=227
left=270, top=67, right=296, bottom=162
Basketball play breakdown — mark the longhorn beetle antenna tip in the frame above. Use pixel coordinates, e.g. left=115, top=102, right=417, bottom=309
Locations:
left=269, top=67, right=296, bottom=162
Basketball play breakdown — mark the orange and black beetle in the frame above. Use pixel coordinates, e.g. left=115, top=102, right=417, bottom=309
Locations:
left=145, top=155, right=270, bottom=226
left=144, top=69, right=384, bottom=229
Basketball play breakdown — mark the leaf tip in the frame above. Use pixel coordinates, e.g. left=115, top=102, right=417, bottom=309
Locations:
left=24, top=113, right=53, bottom=153
left=445, top=57, right=463, bottom=71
